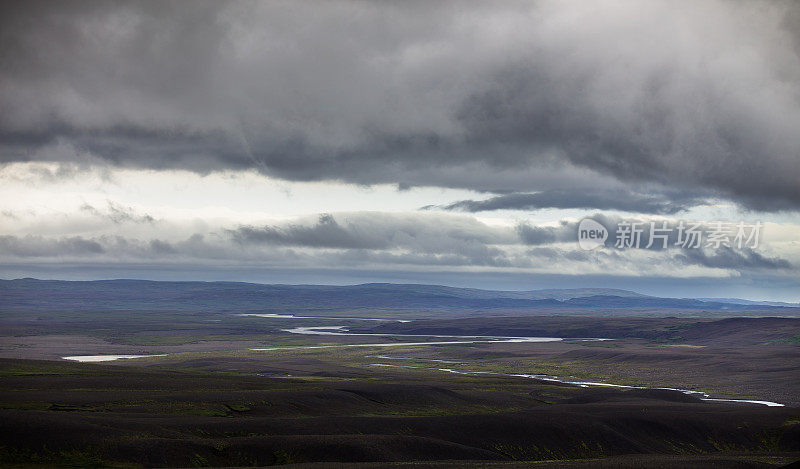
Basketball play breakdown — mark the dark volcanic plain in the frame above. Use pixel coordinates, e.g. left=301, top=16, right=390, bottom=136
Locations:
left=0, top=279, right=798, bottom=468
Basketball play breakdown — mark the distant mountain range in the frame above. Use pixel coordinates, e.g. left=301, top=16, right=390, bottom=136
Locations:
left=695, top=298, right=800, bottom=308
left=1, top=278, right=797, bottom=316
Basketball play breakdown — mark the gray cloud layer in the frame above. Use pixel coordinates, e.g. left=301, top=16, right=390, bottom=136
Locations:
left=1, top=1, right=799, bottom=211
left=0, top=212, right=793, bottom=274
left=675, top=247, right=792, bottom=271
left=430, top=189, right=709, bottom=214
left=79, top=202, right=155, bottom=224
left=230, top=212, right=519, bottom=266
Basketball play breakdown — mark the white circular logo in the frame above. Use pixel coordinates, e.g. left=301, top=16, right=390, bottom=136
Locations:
left=578, top=218, right=608, bottom=250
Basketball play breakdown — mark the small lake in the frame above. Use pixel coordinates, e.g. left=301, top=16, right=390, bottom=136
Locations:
left=61, top=354, right=168, bottom=362
left=238, top=313, right=410, bottom=322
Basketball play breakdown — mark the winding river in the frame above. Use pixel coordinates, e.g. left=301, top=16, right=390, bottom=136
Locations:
left=249, top=325, right=567, bottom=350
left=62, top=315, right=785, bottom=407
left=370, top=363, right=784, bottom=407
left=249, top=322, right=784, bottom=407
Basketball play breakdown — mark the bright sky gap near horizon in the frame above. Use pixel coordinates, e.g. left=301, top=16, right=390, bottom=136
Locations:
left=1, top=1, right=799, bottom=301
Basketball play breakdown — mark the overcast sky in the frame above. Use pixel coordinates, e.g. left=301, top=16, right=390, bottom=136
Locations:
left=1, top=0, right=799, bottom=300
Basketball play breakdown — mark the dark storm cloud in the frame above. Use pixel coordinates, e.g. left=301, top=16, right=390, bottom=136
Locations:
left=0, top=213, right=521, bottom=268
left=0, top=235, right=104, bottom=257
left=80, top=202, right=155, bottom=224
left=516, top=222, right=574, bottom=246
left=231, top=214, right=389, bottom=249
left=432, top=189, right=708, bottom=214
left=149, top=239, right=177, bottom=255
left=527, top=240, right=793, bottom=272
left=527, top=246, right=626, bottom=264
left=515, top=215, right=786, bottom=269
left=1, top=0, right=799, bottom=210
left=0, top=233, right=244, bottom=262
left=674, top=247, right=792, bottom=271
left=0, top=211, right=795, bottom=275
left=228, top=213, right=518, bottom=260
left=516, top=213, right=625, bottom=246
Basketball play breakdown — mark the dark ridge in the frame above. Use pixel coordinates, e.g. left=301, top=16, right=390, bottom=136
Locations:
left=1, top=278, right=796, bottom=316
